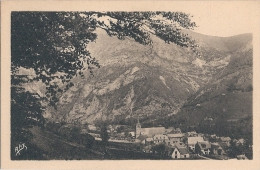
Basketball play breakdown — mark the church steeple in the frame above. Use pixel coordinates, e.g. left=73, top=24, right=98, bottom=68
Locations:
left=136, top=115, right=141, bottom=127
left=136, top=115, right=141, bottom=138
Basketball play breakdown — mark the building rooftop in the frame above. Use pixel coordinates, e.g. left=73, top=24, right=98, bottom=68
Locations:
left=171, top=146, right=189, bottom=155
left=141, top=127, right=166, bottom=137
left=211, top=142, right=222, bottom=149
left=178, top=147, right=189, bottom=155
left=167, top=133, right=184, bottom=138
left=197, top=142, right=211, bottom=150
left=136, top=135, right=148, bottom=141
left=153, top=134, right=168, bottom=138
left=220, top=137, right=231, bottom=141
left=188, top=136, right=204, bottom=145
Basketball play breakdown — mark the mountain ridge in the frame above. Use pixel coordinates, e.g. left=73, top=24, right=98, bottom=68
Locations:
left=41, top=29, right=252, bottom=133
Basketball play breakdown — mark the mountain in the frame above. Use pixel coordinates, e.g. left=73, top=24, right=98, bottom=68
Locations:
left=44, top=29, right=252, bottom=135
left=167, top=35, right=252, bottom=140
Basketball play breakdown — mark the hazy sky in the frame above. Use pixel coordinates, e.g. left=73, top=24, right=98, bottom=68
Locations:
left=4, top=1, right=259, bottom=37
left=170, top=1, right=259, bottom=37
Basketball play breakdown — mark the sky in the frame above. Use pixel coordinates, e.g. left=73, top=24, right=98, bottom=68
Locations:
left=92, top=1, right=258, bottom=38
left=4, top=1, right=259, bottom=37
left=168, top=1, right=259, bottom=37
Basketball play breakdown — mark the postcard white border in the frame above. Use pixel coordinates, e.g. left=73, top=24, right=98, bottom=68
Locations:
left=1, top=1, right=260, bottom=169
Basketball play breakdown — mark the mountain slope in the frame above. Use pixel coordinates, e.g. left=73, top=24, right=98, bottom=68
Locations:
left=44, top=30, right=252, bottom=130
left=169, top=40, right=252, bottom=140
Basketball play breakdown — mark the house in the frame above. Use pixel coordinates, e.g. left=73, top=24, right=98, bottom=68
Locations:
left=135, top=135, right=148, bottom=144
left=187, top=136, right=204, bottom=151
left=218, top=141, right=229, bottom=151
left=165, top=127, right=174, bottom=133
left=107, top=125, right=113, bottom=132
left=168, top=128, right=182, bottom=134
left=187, top=131, right=198, bottom=137
left=219, top=137, right=231, bottom=146
left=238, top=138, right=245, bottom=144
left=237, top=154, right=248, bottom=160
left=197, top=133, right=205, bottom=137
left=169, top=146, right=190, bottom=159
left=173, top=142, right=186, bottom=149
left=143, top=145, right=153, bottom=153
left=210, top=142, right=225, bottom=155
left=195, top=142, right=211, bottom=155
left=153, top=134, right=169, bottom=144
left=234, top=138, right=245, bottom=146
left=145, top=137, right=154, bottom=145
left=88, top=133, right=101, bottom=140
left=167, top=133, right=184, bottom=146
left=129, top=131, right=135, bottom=138
left=209, top=134, right=218, bottom=142
left=210, top=134, right=217, bottom=139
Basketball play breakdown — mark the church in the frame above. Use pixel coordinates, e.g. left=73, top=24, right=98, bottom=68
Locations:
left=135, top=120, right=166, bottom=138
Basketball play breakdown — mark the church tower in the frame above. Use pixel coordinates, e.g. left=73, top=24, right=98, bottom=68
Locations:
left=135, top=116, right=142, bottom=138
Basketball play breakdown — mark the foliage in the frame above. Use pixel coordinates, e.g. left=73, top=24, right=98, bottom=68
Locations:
left=152, top=143, right=168, bottom=156
left=116, top=126, right=125, bottom=133
left=227, top=139, right=252, bottom=159
left=194, top=143, right=201, bottom=154
left=11, top=75, right=45, bottom=159
left=45, top=121, right=63, bottom=134
left=228, top=140, right=243, bottom=158
left=100, top=123, right=110, bottom=146
left=45, top=122, right=95, bottom=148
left=11, top=75, right=45, bottom=127
left=12, top=12, right=99, bottom=107
left=79, top=133, right=95, bottom=149
left=70, top=126, right=81, bottom=141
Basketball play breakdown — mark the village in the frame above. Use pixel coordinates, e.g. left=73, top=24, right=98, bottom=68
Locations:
left=86, top=120, right=251, bottom=160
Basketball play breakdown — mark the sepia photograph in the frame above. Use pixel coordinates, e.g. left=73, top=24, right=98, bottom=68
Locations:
left=1, top=0, right=260, bottom=169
